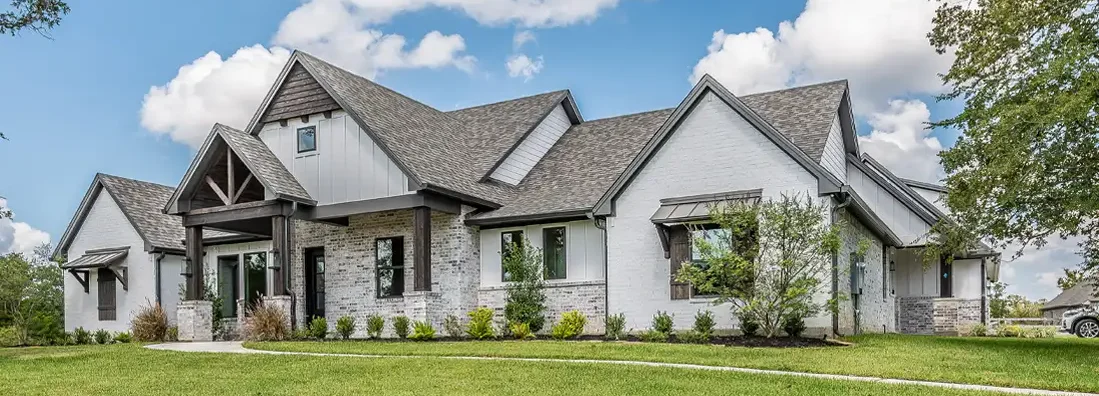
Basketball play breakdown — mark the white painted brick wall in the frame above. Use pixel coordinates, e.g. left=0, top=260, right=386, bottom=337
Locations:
left=478, top=280, right=606, bottom=334
left=64, top=190, right=154, bottom=333
left=606, top=92, right=831, bottom=333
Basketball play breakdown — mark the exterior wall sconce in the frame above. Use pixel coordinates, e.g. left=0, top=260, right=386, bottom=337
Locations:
left=268, top=249, right=281, bottom=270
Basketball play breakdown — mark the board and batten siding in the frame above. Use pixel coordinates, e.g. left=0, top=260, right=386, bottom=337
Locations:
left=259, top=110, right=413, bottom=205
left=605, top=91, right=827, bottom=332
left=489, top=103, right=572, bottom=185
left=158, top=254, right=186, bottom=325
left=894, top=250, right=983, bottom=299
left=819, top=114, right=847, bottom=183
left=910, top=185, right=950, bottom=215
left=846, top=162, right=932, bottom=245
left=479, top=220, right=605, bottom=287
left=63, top=191, right=153, bottom=332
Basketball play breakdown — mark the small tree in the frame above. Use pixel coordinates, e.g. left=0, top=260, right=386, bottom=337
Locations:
left=677, top=193, right=842, bottom=338
left=0, top=244, right=63, bottom=345
left=502, top=237, right=547, bottom=332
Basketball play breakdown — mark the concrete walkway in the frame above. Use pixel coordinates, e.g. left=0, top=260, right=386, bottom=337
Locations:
left=146, top=342, right=1096, bottom=396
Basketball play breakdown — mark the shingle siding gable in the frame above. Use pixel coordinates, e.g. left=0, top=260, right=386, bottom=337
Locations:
left=261, top=63, right=341, bottom=124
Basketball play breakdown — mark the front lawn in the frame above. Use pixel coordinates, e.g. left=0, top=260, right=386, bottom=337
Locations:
left=0, top=344, right=1000, bottom=396
left=249, top=334, right=1099, bottom=393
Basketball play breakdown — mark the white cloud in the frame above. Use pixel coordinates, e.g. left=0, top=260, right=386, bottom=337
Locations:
left=690, top=0, right=952, bottom=113
left=513, top=30, right=536, bottom=49
left=1002, top=237, right=1084, bottom=300
left=142, top=0, right=619, bottom=148
left=0, top=198, right=50, bottom=258
left=506, top=54, right=544, bottom=81
left=858, top=99, right=945, bottom=183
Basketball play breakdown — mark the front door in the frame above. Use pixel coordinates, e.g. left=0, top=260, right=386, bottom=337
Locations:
left=305, top=248, right=326, bottom=320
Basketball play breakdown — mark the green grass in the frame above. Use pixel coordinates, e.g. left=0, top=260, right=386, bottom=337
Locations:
left=249, top=334, right=1099, bottom=393
left=0, top=343, right=1001, bottom=395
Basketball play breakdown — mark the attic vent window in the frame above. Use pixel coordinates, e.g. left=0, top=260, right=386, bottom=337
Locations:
left=297, top=126, right=317, bottom=153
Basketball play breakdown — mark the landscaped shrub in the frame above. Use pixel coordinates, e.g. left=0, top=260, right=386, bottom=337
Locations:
left=551, top=310, right=587, bottom=340
left=739, top=313, right=760, bottom=336
left=409, top=321, right=436, bottom=341
left=393, top=316, right=410, bottom=339
left=336, top=316, right=356, bottom=340
left=638, top=329, right=669, bottom=343
left=652, top=311, right=674, bottom=335
left=782, top=315, right=807, bottom=338
left=166, top=326, right=179, bottom=342
left=961, top=323, right=988, bottom=337
left=131, top=301, right=169, bottom=342
left=466, top=307, right=496, bottom=340
left=242, top=301, right=289, bottom=341
left=291, top=329, right=311, bottom=341
left=1025, top=326, right=1057, bottom=338
left=996, top=324, right=1024, bottom=338
left=502, top=236, right=547, bottom=332
left=73, top=327, right=91, bottom=345
left=605, top=313, right=626, bottom=340
left=443, top=314, right=463, bottom=338
left=308, top=317, right=328, bottom=340
left=113, top=332, right=132, bottom=344
left=366, top=315, right=384, bottom=339
left=0, top=326, right=19, bottom=347
left=677, top=330, right=710, bottom=344
left=52, top=331, right=73, bottom=346
left=93, top=329, right=111, bottom=344
left=509, top=322, right=535, bottom=340
left=693, top=310, right=715, bottom=337
left=496, top=319, right=512, bottom=338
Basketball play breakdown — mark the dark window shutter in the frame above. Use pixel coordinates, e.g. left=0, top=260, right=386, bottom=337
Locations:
left=97, top=268, right=117, bottom=321
left=669, top=227, right=691, bottom=300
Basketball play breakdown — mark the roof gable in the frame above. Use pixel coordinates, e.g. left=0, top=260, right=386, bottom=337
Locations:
left=592, top=75, right=844, bottom=217
left=739, top=80, right=849, bottom=161
left=259, top=63, right=341, bottom=124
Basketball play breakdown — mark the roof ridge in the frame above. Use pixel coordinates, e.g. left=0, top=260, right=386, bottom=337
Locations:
left=580, top=107, right=676, bottom=124
left=448, top=90, right=568, bottom=113
left=296, top=50, right=450, bottom=117
left=739, top=79, right=848, bottom=98
left=96, top=173, right=175, bottom=190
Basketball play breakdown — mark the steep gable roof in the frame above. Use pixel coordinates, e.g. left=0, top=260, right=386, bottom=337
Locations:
left=54, top=174, right=234, bottom=257
left=739, top=80, right=848, bottom=161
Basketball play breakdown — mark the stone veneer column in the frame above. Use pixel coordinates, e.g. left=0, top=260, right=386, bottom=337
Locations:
left=177, top=300, right=213, bottom=341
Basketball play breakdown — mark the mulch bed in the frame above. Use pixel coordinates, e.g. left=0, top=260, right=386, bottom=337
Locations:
left=306, top=335, right=844, bottom=348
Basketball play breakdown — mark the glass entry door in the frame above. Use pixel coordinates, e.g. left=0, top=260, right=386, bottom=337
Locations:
left=305, top=248, right=325, bottom=320
left=243, top=252, right=267, bottom=311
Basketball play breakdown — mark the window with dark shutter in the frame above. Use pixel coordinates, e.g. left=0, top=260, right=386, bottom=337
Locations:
left=668, top=227, right=691, bottom=300
left=97, top=268, right=117, bottom=321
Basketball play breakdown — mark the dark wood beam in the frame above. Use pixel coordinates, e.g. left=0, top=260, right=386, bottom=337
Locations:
left=271, top=215, right=288, bottom=296
left=413, top=206, right=431, bottom=291
left=183, top=200, right=291, bottom=227
left=185, top=226, right=204, bottom=300
left=108, top=267, right=128, bottom=291
left=68, top=270, right=89, bottom=293
left=297, top=193, right=459, bottom=221
left=205, top=175, right=231, bottom=205
left=232, top=174, right=253, bottom=203
left=227, top=150, right=235, bottom=204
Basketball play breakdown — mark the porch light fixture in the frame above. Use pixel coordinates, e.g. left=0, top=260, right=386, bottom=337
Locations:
left=889, top=260, right=896, bottom=272
left=268, top=249, right=281, bottom=270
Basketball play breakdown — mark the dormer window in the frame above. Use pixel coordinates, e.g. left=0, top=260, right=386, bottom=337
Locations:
left=297, top=126, right=317, bottom=153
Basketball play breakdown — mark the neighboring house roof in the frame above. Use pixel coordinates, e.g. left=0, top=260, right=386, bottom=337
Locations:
left=1042, top=282, right=1099, bottom=311
left=447, top=90, right=581, bottom=180
left=55, top=174, right=234, bottom=257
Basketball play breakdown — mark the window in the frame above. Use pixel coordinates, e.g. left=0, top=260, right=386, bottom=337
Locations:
left=500, top=230, right=523, bottom=282
left=297, top=126, right=316, bottom=153
left=543, top=227, right=566, bottom=280
left=376, top=237, right=405, bottom=298
left=97, top=268, right=116, bottom=321
left=217, top=255, right=240, bottom=318
left=243, top=252, right=267, bottom=310
left=688, top=228, right=730, bottom=297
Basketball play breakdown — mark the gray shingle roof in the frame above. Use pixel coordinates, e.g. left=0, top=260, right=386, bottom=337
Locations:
left=739, top=80, right=847, bottom=161
left=447, top=90, right=569, bottom=178
left=97, top=174, right=233, bottom=252
left=215, top=124, right=313, bottom=204
left=1043, top=282, right=1099, bottom=310
left=295, top=52, right=514, bottom=204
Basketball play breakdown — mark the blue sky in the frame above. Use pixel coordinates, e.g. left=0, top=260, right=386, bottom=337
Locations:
left=0, top=0, right=1066, bottom=300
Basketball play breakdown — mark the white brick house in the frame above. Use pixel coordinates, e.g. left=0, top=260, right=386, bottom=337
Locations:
left=56, top=51, right=999, bottom=340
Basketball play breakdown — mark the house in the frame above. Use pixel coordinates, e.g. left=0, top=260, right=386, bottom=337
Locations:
left=55, top=50, right=999, bottom=340
left=1041, top=283, right=1098, bottom=320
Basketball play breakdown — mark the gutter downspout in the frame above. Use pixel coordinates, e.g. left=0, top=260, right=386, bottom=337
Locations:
left=590, top=212, right=609, bottom=335
left=154, top=252, right=166, bottom=305
left=286, top=202, right=299, bottom=330
left=831, top=193, right=853, bottom=338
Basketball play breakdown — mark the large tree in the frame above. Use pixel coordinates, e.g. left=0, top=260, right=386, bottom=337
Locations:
left=929, top=0, right=1099, bottom=286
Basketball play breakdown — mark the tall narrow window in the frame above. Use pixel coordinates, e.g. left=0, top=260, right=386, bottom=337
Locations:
left=500, top=230, right=524, bottom=282
left=543, top=227, right=566, bottom=280
left=217, top=255, right=240, bottom=318
left=243, top=252, right=267, bottom=310
left=97, top=268, right=116, bottom=321
left=297, top=126, right=317, bottom=153
left=376, top=237, right=405, bottom=298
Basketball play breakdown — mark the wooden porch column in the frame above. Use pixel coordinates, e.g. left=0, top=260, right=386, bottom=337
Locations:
left=271, top=215, right=288, bottom=296
left=413, top=206, right=431, bottom=291
left=185, top=225, right=204, bottom=300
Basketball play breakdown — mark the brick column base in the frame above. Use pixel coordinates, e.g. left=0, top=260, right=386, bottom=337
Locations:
left=177, top=300, right=213, bottom=342
left=263, top=296, right=295, bottom=331
left=404, top=291, right=444, bottom=328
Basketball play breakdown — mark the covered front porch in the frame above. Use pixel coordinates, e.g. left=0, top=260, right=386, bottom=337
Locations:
left=892, top=247, right=998, bottom=334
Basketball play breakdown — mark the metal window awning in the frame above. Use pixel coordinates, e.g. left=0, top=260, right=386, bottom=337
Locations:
left=650, top=189, right=762, bottom=225
left=62, top=247, right=129, bottom=293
